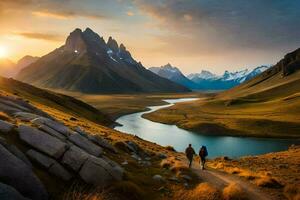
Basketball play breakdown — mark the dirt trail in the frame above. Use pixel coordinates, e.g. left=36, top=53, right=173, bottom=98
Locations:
left=192, top=166, right=278, bottom=200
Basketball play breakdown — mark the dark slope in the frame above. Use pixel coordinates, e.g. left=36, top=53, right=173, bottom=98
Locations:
left=0, top=77, right=112, bottom=125
left=17, top=28, right=190, bottom=93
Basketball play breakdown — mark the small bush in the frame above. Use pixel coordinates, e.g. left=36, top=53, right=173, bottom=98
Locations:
left=109, top=181, right=144, bottom=200
left=284, top=184, right=300, bottom=200
left=255, top=177, right=283, bottom=188
left=173, top=183, right=221, bottom=200
left=114, top=141, right=130, bottom=153
left=165, top=145, right=176, bottom=152
left=160, top=159, right=173, bottom=169
left=222, top=183, right=248, bottom=200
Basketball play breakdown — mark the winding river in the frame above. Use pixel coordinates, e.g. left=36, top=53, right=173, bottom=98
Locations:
left=114, top=98, right=299, bottom=158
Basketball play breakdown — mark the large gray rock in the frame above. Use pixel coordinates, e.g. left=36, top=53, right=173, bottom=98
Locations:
left=88, top=135, right=117, bottom=153
left=0, top=102, right=22, bottom=114
left=27, top=149, right=72, bottom=181
left=69, top=133, right=103, bottom=157
left=0, top=120, right=14, bottom=133
left=0, top=182, right=30, bottom=200
left=38, top=125, right=66, bottom=141
left=18, top=125, right=68, bottom=158
left=49, top=162, right=73, bottom=181
left=0, top=138, right=32, bottom=167
left=79, top=156, right=123, bottom=187
left=62, top=145, right=90, bottom=171
left=13, top=112, right=40, bottom=122
left=26, top=149, right=56, bottom=169
left=31, top=117, right=71, bottom=136
left=0, top=98, right=30, bottom=112
left=0, top=144, right=48, bottom=200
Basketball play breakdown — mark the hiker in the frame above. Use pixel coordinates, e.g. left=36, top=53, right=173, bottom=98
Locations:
left=199, top=146, right=208, bottom=170
left=185, top=144, right=196, bottom=168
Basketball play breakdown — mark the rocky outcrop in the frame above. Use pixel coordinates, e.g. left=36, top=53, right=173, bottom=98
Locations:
left=18, top=125, right=68, bottom=158
left=62, top=145, right=90, bottom=171
left=88, top=134, right=117, bottom=153
left=0, top=120, right=14, bottom=133
left=0, top=182, right=30, bottom=200
left=0, top=93, right=124, bottom=195
left=0, top=144, right=48, bottom=200
left=31, top=117, right=71, bottom=136
left=69, top=133, right=103, bottom=156
left=79, top=156, right=123, bottom=187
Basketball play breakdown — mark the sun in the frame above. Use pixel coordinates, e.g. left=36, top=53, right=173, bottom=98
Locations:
left=0, top=46, right=7, bottom=58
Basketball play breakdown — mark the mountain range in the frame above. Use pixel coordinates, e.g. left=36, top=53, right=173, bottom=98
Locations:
left=149, top=64, right=199, bottom=89
left=16, top=28, right=189, bottom=93
left=0, top=56, right=39, bottom=78
left=149, top=64, right=270, bottom=90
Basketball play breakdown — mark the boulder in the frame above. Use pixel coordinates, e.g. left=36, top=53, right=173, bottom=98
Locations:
left=62, top=145, right=90, bottom=171
left=18, top=125, right=68, bottom=158
left=13, top=112, right=40, bottom=122
left=0, top=182, right=30, bottom=200
left=26, top=149, right=56, bottom=169
left=0, top=99, right=30, bottom=112
left=0, top=103, right=22, bottom=114
left=0, top=138, right=32, bottom=167
left=38, top=125, right=66, bottom=141
left=0, top=144, right=48, bottom=200
left=31, top=117, right=71, bottom=136
left=0, top=120, right=14, bottom=133
left=69, top=133, right=103, bottom=157
left=49, top=162, right=73, bottom=181
left=88, top=135, right=117, bottom=153
left=79, top=156, right=123, bottom=187
left=126, top=141, right=147, bottom=157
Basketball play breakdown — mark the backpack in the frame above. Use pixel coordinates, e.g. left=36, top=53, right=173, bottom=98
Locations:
left=202, top=146, right=208, bottom=157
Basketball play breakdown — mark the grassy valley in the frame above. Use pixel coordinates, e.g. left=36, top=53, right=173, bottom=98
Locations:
left=144, top=49, right=300, bottom=138
left=63, top=91, right=204, bottom=120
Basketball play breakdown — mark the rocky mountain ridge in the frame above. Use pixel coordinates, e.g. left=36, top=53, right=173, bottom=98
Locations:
left=16, top=28, right=189, bottom=93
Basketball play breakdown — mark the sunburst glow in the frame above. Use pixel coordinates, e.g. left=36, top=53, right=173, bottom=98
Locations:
left=0, top=46, right=7, bottom=58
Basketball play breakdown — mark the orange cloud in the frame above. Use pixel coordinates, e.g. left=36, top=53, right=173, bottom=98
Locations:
left=14, top=32, right=64, bottom=42
left=32, top=10, right=107, bottom=20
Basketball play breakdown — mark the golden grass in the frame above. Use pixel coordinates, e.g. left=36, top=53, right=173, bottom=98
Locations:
left=284, top=184, right=300, bottom=200
left=63, top=184, right=113, bottom=200
left=0, top=111, right=10, bottom=121
left=222, top=183, right=248, bottom=200
left=173, top=183, right=221, bottom=200
left=108, top=181, right=145, bottom=200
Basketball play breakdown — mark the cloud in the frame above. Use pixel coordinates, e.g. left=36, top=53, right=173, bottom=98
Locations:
left=32, top=10, right=107, bottom=20
left=133, top=0, right=300, bottom=53
left=15, top=32, right=64, bottom=41
left=126, top=11, right=134, bottom=16
left=0, top=0, right=108, bottom=20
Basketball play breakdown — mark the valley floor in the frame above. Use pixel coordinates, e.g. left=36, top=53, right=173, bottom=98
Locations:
left=143, top=96, right=300, bottom=138
left=62, top=91, right=205, bottom=120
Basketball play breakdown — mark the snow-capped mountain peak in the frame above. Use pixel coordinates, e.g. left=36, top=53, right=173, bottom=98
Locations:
left=187, top=70, right=218, bottom=80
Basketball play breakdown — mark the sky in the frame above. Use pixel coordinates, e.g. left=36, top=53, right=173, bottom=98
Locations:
left=0, top=0, right=300, bottom=75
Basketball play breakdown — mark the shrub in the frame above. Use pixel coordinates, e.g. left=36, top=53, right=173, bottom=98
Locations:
left=255, top=177, right=283, bottom=188
left=284, top=184, right=300, bottom=200
left=165, top=145, right=176, bottom=152
left=222, top=183, right=248, bottom=200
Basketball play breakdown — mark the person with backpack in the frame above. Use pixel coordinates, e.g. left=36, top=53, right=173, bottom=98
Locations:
left=185, top=144, right=196, bottom=168
left=199, top=146, right=208, bottom=170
